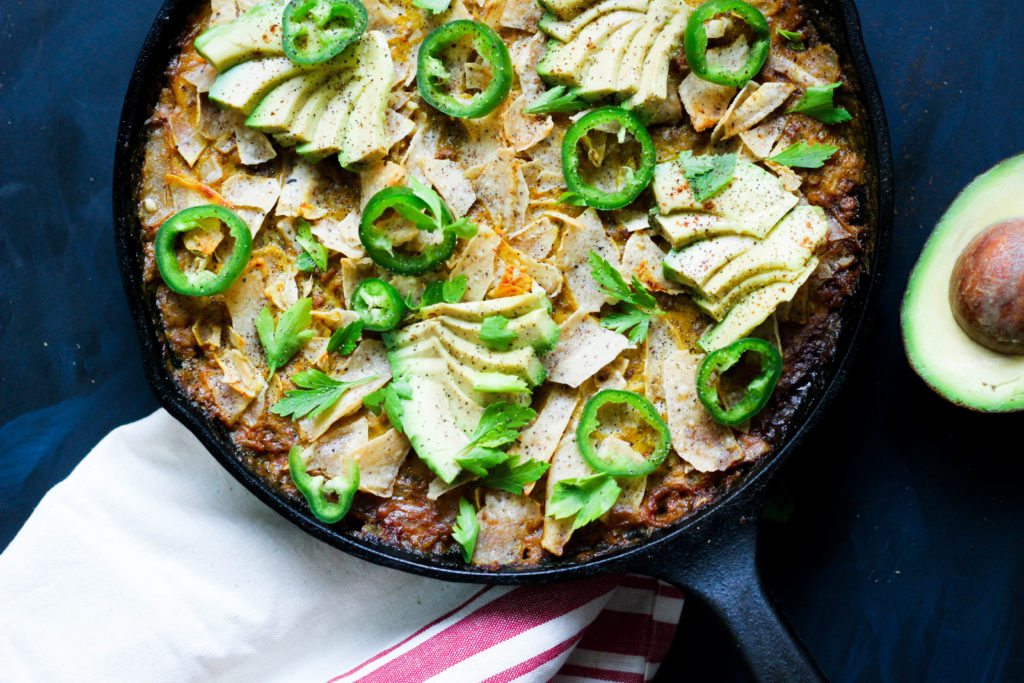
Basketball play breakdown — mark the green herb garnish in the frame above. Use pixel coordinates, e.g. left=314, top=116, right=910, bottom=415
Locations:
left=522, top=86, right=588, bottom=115
left=270, top=370, right=378, bottom=420
left=679, top=151, right=737, bottom=202
left=589, top=251, right=661, bottom=343
left=478, top=455, right=550, bottom=495
left=777, top=28, right=805, bottom=50
left=295, top=219, right=328, bottom=272
left=788, top=82, right=852, bottom=125
left=452, top=497, right=479, bottom=562
left=256, top=298, right=315, bottom=379
left=327, top=320, right=363, bottom=355
left=769, top=142, right=839, bottom=168
left=480, top=315, right=517, bottom=351
left=547, top=473, right=621, bottom=530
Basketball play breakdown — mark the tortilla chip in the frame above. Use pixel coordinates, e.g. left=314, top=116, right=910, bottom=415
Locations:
left=450, top=229, right=501, bottom=300
left=340, top=257, right=383, bottom=307
left=312, top=213, right=364, bottom=258
left=738, top=117, right=785, bottom=159
left=502, top=95, right=555, bottom=153
left=506, top=216, right=559, bottom=260
left=541, top=311, right=631, bottom=388
left=473, top=492, right=543, bottom=565
left=385, top=108, right=415, bottom=151
left=300, top=340, right=392, bottom=440
left=497, top=242, right=563, bottom=297
left=715, top=82, right=795, bottom=140
left=500, top=0, right=543, bottom=30
left=662, top=349, right=745, bottom=472
left=360, top=160, right=406, bottom=210
left=620, top=231, right=682, bottom=293
left=234, top=124, right=277, bottom=166
left=223, top=267, right=267, bottom=361
left=214, top=348, right=265, bottom=399
left=422, top=159, right=477, bottom=218
left=643, top=316, right=683, bottom=408
left=311, top=418, right=369, bottom=477
left=351, top=429, right=411, bottom=497
left=276, top=159, right=322, bottom=218
left=541, top=427, right=597, bottom=555
left=556, top=209, right=621, bottom=314
left=509, top=385, right=579, bottom=494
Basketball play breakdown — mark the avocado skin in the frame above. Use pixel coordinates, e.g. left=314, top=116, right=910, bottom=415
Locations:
left=902, top=154, right=1024, bottom=412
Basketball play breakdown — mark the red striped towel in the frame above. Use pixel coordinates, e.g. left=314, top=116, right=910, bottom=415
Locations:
left=334, top=576, right=684, bottom=683
left=0, top=411, right=683, bottom=682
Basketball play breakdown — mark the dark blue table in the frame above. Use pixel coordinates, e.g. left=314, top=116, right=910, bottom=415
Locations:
left=2, top=1, right=1022, bottom=680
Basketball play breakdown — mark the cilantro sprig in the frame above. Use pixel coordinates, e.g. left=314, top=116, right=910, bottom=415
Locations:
left=678, top=151, right=737, bottom=203
left=547, top=473, right=622, bottom=530
left=478, top=455, right=550, bottom=495
left=788, top=82, right=852, bottom=125
left=589, top=251, right=661, bottom=343
left=522, top=86, right=588, bottom=115
left=454, top=402, right=536, bottom=476
left=408, top=177, right=479, bottom=239
left=480, top=315, right=517, bottom=351
left=327, top=320, right=363, bottom=355
left=769, top=142, right=839, bottom=169
left=295, top=219, right=328, bottom=272
left=452, top=497, right=479, bottom=562
left=270, top=370, right=378, bottom=420
left=257, top=297, right=314, bottom=379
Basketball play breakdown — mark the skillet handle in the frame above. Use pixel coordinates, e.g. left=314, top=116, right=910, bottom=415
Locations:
left=644, top=498, right=825, bottom=683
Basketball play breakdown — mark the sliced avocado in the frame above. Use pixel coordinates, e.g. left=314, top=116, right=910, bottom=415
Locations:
left=655, top=211, right=748, bottom=247
left=694, top=258, right=818, bottom=321
left=699, top=277, right=813, bottom=352
left=699, top=205, right=828, bottom=299
left=418, top=290, right=550, bottom=322
left=473, top=372, right=532, bottom=394
left=296, top=77, right=366, bottom=162
left=390, top=338, right=527, bottom=408
left=395, top=353, right=485, bottom=433
left=194, top=0, right=287, bottom=72
left=575, top=19, right=646, bottom=100
left=393, top=320, right=546, bottom=386
left=653, top=160, right=799, bottom=235
left=274, top=74, right=349, bottom=146
left=208, top=57, right=308, bottom=114
left=622, top=3, right=688, bottom=115
left=439, top=309, right=560, bottom=354
left=246, top=72, right=328, bottom=133
left=540, top=0, right=648, bottom=42
left=663, top=234, right=758, bottom=288
left=615, top=0, right=675, bottom=95
left=337, top=31, right=394, bottom=169
left=536, top=12, right=637, bottom=87
left=902, top=153, right=1024, bottom=412
left=400, top=373, right=473, bottom=483
left=537, top=0, right=603, bottom=21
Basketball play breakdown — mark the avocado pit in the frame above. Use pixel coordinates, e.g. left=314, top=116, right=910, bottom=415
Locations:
left=948, top=218, right=1024, bottom=355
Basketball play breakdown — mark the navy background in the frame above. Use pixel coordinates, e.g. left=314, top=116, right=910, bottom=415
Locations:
left=1, top=0, right=1022, bottom=680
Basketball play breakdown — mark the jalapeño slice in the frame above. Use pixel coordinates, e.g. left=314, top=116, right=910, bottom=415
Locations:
left=282, top=0, right=368, bottom=65
left=358, top=186, right=458, bottom=275
left=577, top=390, right=671, bottom=478
left=684, top=0, right=770, bottom=87
left=561, top=107, right=656, bottom=210
left=417, top=20, right=513, bottom=119
left=696, top=337, right=782, bottom=426
left=154, top=204, right=252, bottom=296
left=351, top=278, right=407, bottom=331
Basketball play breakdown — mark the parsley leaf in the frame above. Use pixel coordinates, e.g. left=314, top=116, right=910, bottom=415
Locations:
left=270, top=370, right=378, bottom=420
left=788, top=82, right=852, bottom=125
left=413, top=0, right=451, bottom=13
left=559, top=191, right=587, bottom=206
left=769, top=142, right=839, bottom=168
left=464, top=402, right=537, bottom=453
left=295, top=219, right=328, bottom=272
left=522, top=86, right=588, bottom=115
left=547, top=473, right=622, bottom=530
left=411, top=274, right=468, bottom=309
left=456, top=446, right=511, bottom=477
left=327, top=320, right=363, bottom=355
left=256, top=298, right=315, bottom=378
left=777, top=28, right=805, bottom=50
left=408, top=176, right=479, bottom=239
left=588, top=251, right=660, bottom=343
left=478, top=456, right=550, bottom=495
left=452, top=497, right=479, bottom=562
left=480, top=315, right=518, bottom=351
left=679, top=151, right=737, bottom=202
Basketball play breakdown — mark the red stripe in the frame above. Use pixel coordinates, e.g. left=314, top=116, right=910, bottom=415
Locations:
left=480, top=631, right=584, bottom=683
left=328, top=586, right=495, bottom=682
left=619, top=575, right=659, bottom=591
left=354, top=576, right=620, bottom=682
left=647, top=620, right=677, bottom=665
left=558, top=663, right=644, bottom=683
left=577, top=610, right=655, bottom=656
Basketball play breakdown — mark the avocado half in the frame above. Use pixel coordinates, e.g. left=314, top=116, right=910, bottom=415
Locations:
left=901, top=154, right=1024, bottom=412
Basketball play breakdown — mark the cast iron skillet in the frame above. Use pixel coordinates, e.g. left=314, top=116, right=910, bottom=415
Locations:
left=114, top=1, right=892, bottom=679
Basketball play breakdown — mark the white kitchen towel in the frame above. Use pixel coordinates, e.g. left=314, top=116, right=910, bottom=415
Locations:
left=0, top=410, right=683, bottom=683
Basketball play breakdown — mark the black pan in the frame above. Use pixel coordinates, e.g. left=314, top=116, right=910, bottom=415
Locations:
left=113, top=2, right=893, bottom=679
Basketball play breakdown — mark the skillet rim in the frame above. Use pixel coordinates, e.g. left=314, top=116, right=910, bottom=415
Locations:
left=112, top=0, right=893, bottom=584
